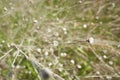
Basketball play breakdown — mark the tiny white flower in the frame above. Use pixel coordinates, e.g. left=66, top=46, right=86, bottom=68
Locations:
left=48, top=63, right=53, bottom=67
left=7, top=43, right=11, bottom=48
left=61, top=53, right=67, bottom=57
left=95, top=16, right=99, bottom=20
left=103, top=55, right=107, bottom=59
left=2, top=40, right=5, bottom=43
left=91, top=22, right=94, bottom=25
left=70, top=59, right=75, bottom=64
left=99, top=21, right=103, bottom=24
left=83, top=24, right=87, bottom=28
left=106, top=76, right=112, bottom=79
left=16, top=65, right=20, bottom=69
left=33, top=19, right=38, bottom=23
left=56, top=18, right=59, bottom=21
left=37, top=26, right=40, bottom=29
left=59, top=63, right=63, bottom=67
left=62, top=28, right=67, bottom=34
left=47, top=28, right=51, bottom=33
left=4, top=7, right=7, bottom=11
left=53, top=40, right=59, bottom=47
left=88, top=37, right=94, bottom=44
left=58, top=68, right=63, bottom=72
left=108, top=61, right=113, bottom=65
left=79, top=0, right=82, bottom=3
left=96, top=71, right=100, bottom=75
left=77, top=64, right=82, bottom=69
left=62, top=27, right=67, bottom=31
left=45, top=51, right=49, bottom=56
left=11, top=65, right=15, bottom=68
left=64, top=31, right=67, bottom=34
left=37, top=48, right=41, bottom=53
left=112, top=3, right=115, bottom=8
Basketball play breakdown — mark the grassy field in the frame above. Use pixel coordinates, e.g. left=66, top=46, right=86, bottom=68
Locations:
left=0, top=0, right=120, bottom=80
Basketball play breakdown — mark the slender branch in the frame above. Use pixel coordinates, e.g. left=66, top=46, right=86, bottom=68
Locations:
left=0, top=49, right=13, bottom=61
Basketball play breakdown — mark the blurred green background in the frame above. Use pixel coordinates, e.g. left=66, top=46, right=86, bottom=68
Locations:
left=0, top=0, right=120, bottom=80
